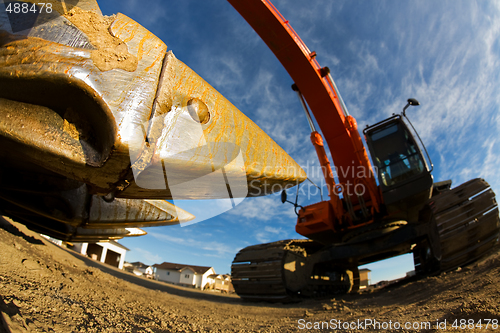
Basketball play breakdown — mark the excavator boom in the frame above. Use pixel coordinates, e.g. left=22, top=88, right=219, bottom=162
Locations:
left=228, top=0, right=380, bottom=217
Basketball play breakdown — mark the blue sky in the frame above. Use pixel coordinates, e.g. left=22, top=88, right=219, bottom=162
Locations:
left=97, top=1, right=500, bottom=283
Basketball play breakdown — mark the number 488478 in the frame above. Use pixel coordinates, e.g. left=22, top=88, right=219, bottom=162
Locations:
left=5, top=2, right=53, bottom=14
left=452, top=319, right=498, bottom=330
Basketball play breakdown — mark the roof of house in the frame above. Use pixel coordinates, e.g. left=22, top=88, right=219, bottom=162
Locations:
left=153, top=262, right=213, bottom=274
left=207, top=274, right=231, bottom=280
left=96, top=240, right=130, bottom=251
left=129, top=261, right=150, bottom=268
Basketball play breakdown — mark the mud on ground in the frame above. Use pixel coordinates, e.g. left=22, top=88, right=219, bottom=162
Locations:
left=1, top=216, right=499, bottom=333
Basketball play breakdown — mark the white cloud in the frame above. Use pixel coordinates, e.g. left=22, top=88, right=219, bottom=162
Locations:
left=264, top=226, right=282, bottom=234
left=121, top=0, right=167, bottom=26
left=132, top=247, right=162, bottom=265
left=226, top=195, right=296, bottom=221
left=254, top=232, right=270, bottom=243
left=252, top=226, right=285, bottom=243
left=201, top=55, right=246, bottom=93
left=401, top=4, right=500, bottom=192
left=256, top=226, right=288, bottom=243
left=148, top=231, right=239, bottom=258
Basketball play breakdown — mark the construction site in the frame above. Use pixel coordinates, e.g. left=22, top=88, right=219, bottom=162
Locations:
left=1, top=0, right=499, bottom=332
left=1, top=218, right=500, bottom=332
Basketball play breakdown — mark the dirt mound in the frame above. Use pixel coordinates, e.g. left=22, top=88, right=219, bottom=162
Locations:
left=1, top=216, right=499, bottom=332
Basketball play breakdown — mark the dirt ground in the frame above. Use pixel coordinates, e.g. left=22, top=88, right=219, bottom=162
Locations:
left=1, top=216, right=499, bottom=333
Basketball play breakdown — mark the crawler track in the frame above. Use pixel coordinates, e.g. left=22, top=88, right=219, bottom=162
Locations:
left=430, top=178, right=499, bottom=272
left=231, top=240, right=305, bottom=302
left=231, top=240, right=353, bottom=301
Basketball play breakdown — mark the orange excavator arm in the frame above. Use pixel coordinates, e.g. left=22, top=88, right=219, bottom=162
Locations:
left=227, top=0, right=381, bottom=223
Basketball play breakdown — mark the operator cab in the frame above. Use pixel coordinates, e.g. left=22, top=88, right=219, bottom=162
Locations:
left=364, top=114, right=433, bottom=218
left=368, top=118, right=425, bottom=187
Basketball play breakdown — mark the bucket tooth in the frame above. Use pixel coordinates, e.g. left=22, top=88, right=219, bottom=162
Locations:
left=87, top=198, right=195, bottom=229
left=0, top=210, right=146, bottom=242
left=71, top=227, right=147, bottom=242
left=0, top=183, right=194, bottom=240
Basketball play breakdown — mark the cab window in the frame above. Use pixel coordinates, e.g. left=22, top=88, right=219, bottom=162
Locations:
left=368, top=122, right=424, bottom=187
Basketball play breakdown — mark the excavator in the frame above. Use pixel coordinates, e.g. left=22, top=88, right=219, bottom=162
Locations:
left=0, top=0, right=498, bottom=302
left=229, top=0, right=500, bottom=301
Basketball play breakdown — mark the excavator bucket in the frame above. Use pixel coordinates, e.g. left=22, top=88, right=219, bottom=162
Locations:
left=0, top=0, right=306, bottom=240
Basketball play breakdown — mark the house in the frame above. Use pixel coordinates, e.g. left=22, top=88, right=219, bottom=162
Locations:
left=71, top=240, right=129, bottom=269
left=359, top=268, right=371, bottom=289
left=40, top=234, right=64, bottom=246
left=406, top=270, right=416, bottom=278
left=153, top=262, right=215, bottom=289
left=205, top=274, right=234, bottom=293
left=123, top=261, right=153, bottom=277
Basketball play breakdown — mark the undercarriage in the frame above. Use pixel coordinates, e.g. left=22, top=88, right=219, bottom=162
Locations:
left=231, top=178, right=500, bottom=301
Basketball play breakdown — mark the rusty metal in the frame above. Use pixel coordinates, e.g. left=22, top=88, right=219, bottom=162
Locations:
left=0, top=0, right=306, bottom=241
left=0, top=3, right=306, bottom=197
left=124, top=51, right=307, bottom=199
